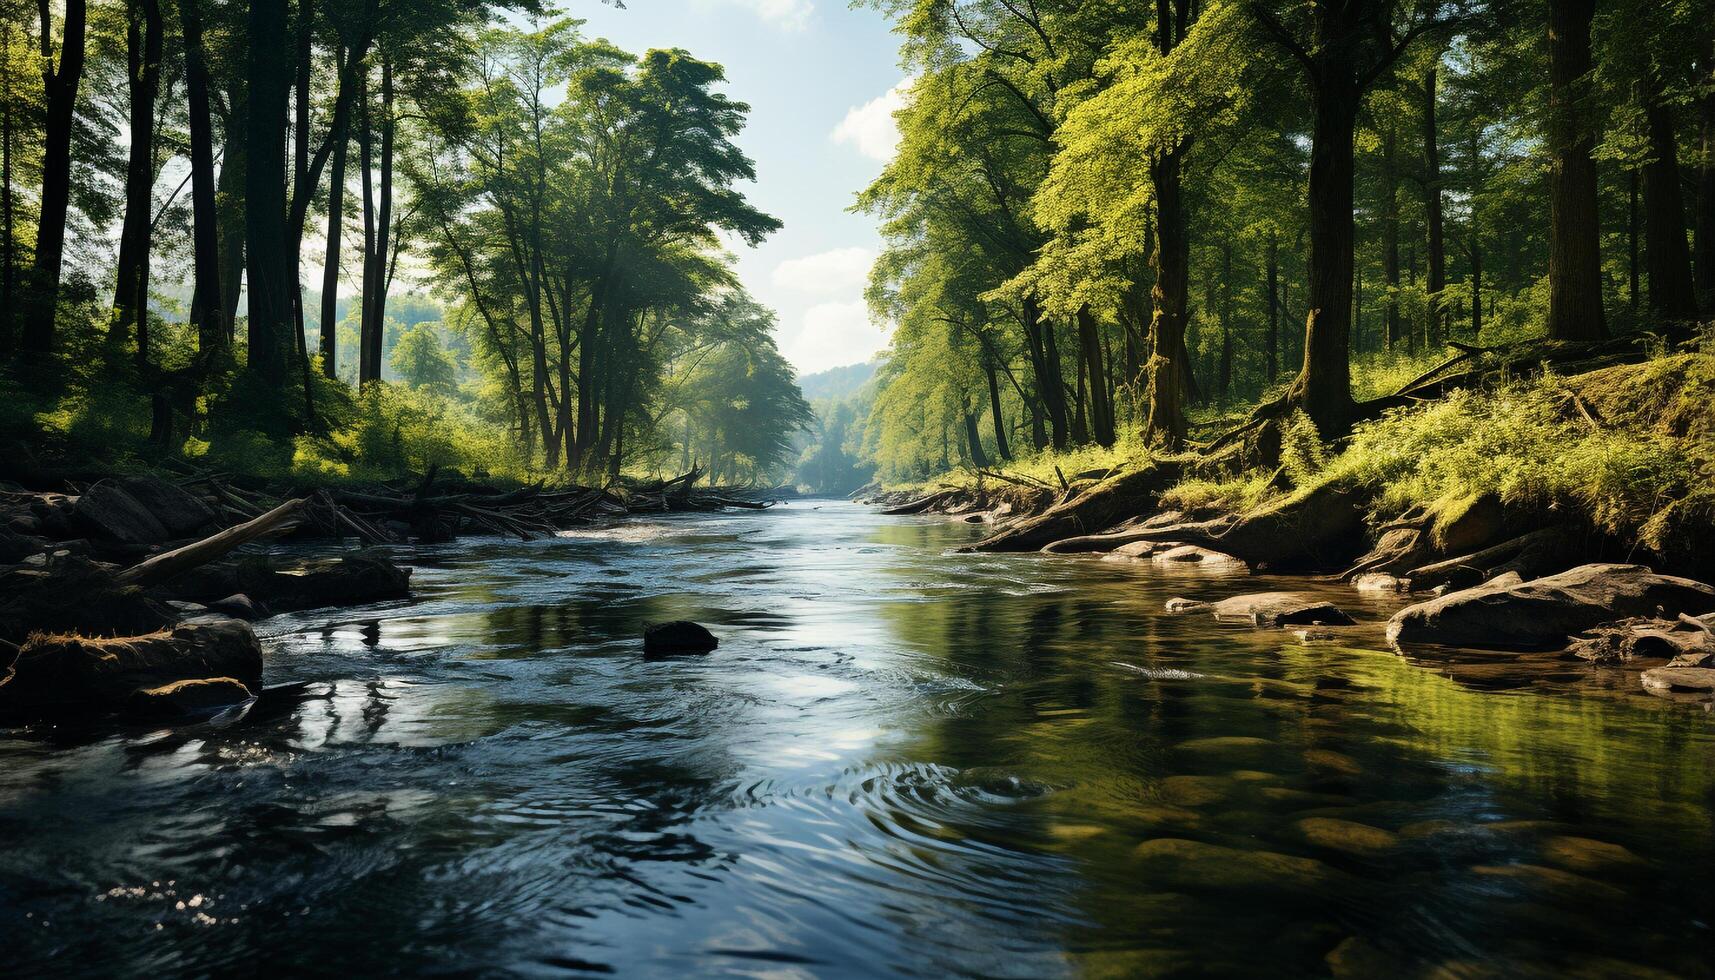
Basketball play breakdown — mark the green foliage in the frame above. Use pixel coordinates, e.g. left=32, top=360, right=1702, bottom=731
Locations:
left=390, top=321, right=459, bottom=394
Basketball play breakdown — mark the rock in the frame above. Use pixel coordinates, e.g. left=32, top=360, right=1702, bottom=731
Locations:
left=112, top=476, right=217, bottom=538
left=1164, top=597, right=1210, bottom=614
left=1102, top=540, right=1176, bottom=562
left=207, top=594, right=266, bottom=620
left=1387, top=564, right=1715, bottom=650
left=156, top=550, right=411, bottom=612
left=1294, top=628, right=1339, bottom=642
left=1302, top=749, right=1363, bottom=776
left=1640, top=667, right=1715, bottom=695
left=0, top=527, right=50, bottom=563
left=126, top=677, right=256, bottom=718
left=0, top=620, right=264, bottom=718
left=1177, top=735, right=1270, bottom=753
left=1351, top=572, right=1404, bottom=593
left=1159, top=775, right=1233, bottom=806
left=1209, top=592, right=1356, bottom=627
left=73, top=480, right=169, bottom=544
left=1130, top=838, right=1347, bottom=893
left=1539, top=835, right=1646, bottom=873
left=643, top=620, right=718, bottom=656
left=1151, top=545, right=1249, bottom=573
left=0, top=557, right=176, bottom=645
left=1295, top=817, right=1398, bottom=856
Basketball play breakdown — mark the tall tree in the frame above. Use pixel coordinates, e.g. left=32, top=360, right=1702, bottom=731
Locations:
left=19, top=0, right=87, bottom=361
left=111, top=0, right=165, bottom=368
left=180, top=0, right=225, bottom=354
left=1544, top=0, right=1606, bottom=341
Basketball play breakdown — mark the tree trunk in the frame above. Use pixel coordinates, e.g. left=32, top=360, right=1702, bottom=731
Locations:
left=1696, top=35, right=1715, bottom=308
left=216, top=84, right=246, bottom=338
left=112, top=0, right=164, bottom=368
left=1077, top=306, right=1115, bottom=447
left=1219, top=236, right=1234, bottom=401
left=1423, top=62, right=1446, bottom=348
left=369, top=55, right=395, bottom=368
left=1382, top=125, right=1402, bottom=350
left=1642, top=99, right=1699, bottom=318
left=1628, top=168, right=1641, bottom=311
left=1545, top=0, right=1607, bottom=341
left=245, top=0, right=295, bottom=401
left=1290, top=60, right=1360, bottom=433
left=319, top=113, right=347, bottom=377
left=180, top=0, right=224, bottom=355
left=1265, top=231, right=1279, bottom=382
left=1143, top=143, right=1191, bottom=446
left=1470, top=230, right=1483, bottom=340
left=358, top=67, right=376, bottom=383
left=984, top=354, right=1011, bottom=460
left=20, top=0, right=87, bottom=360
left=1021, top=298, right=1068, bottom=449
left=1, top=78, right=13, bottom=358
left=963, top=406, right=990, bottom=469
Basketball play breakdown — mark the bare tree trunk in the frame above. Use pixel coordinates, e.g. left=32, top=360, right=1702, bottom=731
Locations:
left=1642, top=99, right=1699, bottom=318
left=1423, top=62, right=1446, bottom=348
left=180, top=0, right=224, bottom=355
left=358, top=67, right=376, bottom=382
left=319, top=110, right=347, bottom=377
left=1545, top=0, right=1607, bottom=341
left=1382, top=126, right=1402, bottom=350
left=217, top=84, right=246, bottom=338
left=1, top=74, right=13, bottom=358
left=984, top=354, right=1011, bottom=460
left=1628, top=168, right=1640, bottom=311
left=1143, top=143, right=1191, bottom=446
left=245, top=0, right=296, bottom=403
left=1697, top=35, right=1715, bottom=308
left=963, top=404, right=990, bottom=469
left=1265, top=231, right=1279, bottom=382
left=20, top=0, right=87, bottom=360
left=112, top=0, right=163, bottom=369
left=1077, top=306, right=1115, bottom=447
left=1290, top=62, right=1359, bottom=431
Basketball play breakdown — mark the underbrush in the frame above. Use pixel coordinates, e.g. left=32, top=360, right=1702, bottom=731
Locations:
left=1161, top=351, right=1715, bottom=562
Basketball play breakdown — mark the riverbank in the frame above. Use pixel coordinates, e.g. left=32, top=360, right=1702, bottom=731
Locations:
left=862, top=344, right=1715, bottom=708
left=0, top=467, right=790, bottom=722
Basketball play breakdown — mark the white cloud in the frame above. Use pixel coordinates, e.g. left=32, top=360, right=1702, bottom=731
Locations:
left=697, top=0, right=815, bottom=31
left=771, top=247, right=875, bottom=296
left=782, top=301, right=890, bottom=375
left=831, top=78, right=913, bottom=163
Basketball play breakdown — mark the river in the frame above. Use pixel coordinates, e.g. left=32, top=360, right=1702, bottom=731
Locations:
left=2, top=502, right=1712, bottom=976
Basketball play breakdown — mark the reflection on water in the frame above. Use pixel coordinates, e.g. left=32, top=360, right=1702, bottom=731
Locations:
left=2, top=502, right=1712, bottom=977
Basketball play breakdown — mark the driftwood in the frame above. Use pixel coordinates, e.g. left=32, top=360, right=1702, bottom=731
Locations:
left=116, top=497, right=311, bottom=589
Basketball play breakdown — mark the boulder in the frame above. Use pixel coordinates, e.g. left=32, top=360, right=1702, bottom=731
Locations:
left=126, top=677, right=256, bottom=718
left=0, top=557, right=176, bottom=645
left=1640, top=667, right=1715, bottom=695
left=1351, top=573, right=1404, bottom=593
left=1151, top=545, right=1248, bottom=574
left=73, top=480, right=169, bottom=544
left=207, top=594, right=266, bottom=620
left=1102, top=540, right=1177, bottom=562
left=643, top=620, right=718, bottom=656
left=1387, top=564, right=1715, bottom=650
left=0, top=619, right=263, bottom=718
left=1208, top=592, right=1356, bottom=627
left=113, top=476, right=217, bottom=538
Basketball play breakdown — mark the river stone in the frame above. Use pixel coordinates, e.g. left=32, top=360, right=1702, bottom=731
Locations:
left=113, top=476, right=217, bottom=537
left=1295, top=817, right=1398, bottom=856
left=1351, top=572, right=1404, bottom=593
left=643, top=620, right=718, bottom=656
left=1102, top=540, right=1176, bottom=562
left=1151, top=545, right=1248, bottom=573
left=1540, top=835, right=1646, bottom=873
left=1302, top=749, right=1363, bottom=776
left=73, top=480, right=170, bottom=544
left=1131, top=838, right=1345, bottom=893
left=1640, top=667, right=1715, bottom=694
left=1387, top=563, right=1715, bottom=650
left=0, top=619, right=264, bottom=718
left=208, top=594, right=265, bottom=620
left=1159, top=775, right=1233, bottom=807
left=127, top=677, right=256, bottom=718
left=1209, top=592, right=1356, bottom=627
left=1164, top=597, right=1209, bottom=614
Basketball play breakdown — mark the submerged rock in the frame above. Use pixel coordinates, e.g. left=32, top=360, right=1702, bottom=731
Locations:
left=1387, top=564, right=1715, bottom=650
left=1131, top=838, right=1347, bottom=893
left=1151, top=545, right=1249, bottom=574
left=207, top=594, right=266, bottom=620
left=643, top=620, right=719, bottom=656
left=0, top=620, right=263, bottom=718
left=1295, top=817, right=1398, bottom=856
left=1209, top=592, right=1356, bottom=628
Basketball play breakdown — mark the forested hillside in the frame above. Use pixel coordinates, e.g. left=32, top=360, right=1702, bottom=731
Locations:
left=0, top=4, right=810, bottom=484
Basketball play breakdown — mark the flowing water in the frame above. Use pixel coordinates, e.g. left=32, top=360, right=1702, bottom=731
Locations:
left=3, top=502, right=1713, bottom=977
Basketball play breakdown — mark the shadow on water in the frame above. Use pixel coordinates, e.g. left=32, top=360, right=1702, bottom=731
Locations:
left=2, top=502, right=1712, bottom=977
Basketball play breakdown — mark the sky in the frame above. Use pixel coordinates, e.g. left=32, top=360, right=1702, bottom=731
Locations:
left=573, top=0, right=908, bottom=377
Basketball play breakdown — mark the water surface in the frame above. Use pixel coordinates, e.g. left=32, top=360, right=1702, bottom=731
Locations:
left=3, top=502, right=1712, bottom=976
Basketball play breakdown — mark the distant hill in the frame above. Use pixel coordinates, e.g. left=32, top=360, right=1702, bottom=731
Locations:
left=797, top=360, right=879, bottom=403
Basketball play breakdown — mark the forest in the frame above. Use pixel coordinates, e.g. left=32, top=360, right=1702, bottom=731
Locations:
left=817, top=0, right=1713, bottom=528
left=0, top=0, right=810, bottom=486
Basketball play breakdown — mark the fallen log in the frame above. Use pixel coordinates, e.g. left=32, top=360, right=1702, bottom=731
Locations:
left=115, top=497, right=310, bottom=589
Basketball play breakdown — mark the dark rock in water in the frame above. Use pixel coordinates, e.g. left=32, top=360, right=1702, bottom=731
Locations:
left=0, top=619, right=263, bottom=718
left=74, top=480, right=170, bottom=544
left=113, top=476, right=217, bottom=538
left=0, top=557, right=176, bottom=645
left=155, top=550, right=411, bottom=612
left=644, top=620, right=718, bottom=656
left=0, top=527, right=49, bottom=563
left=1209, top=592, right=1356, bottom=627
left=207, top=594, right=266, bottom=620
left=127, top=677, right=255, bottom=718
left=1152, top=545, right=1248, bottom=574
left=1387, top=563, right=1715, bottom=650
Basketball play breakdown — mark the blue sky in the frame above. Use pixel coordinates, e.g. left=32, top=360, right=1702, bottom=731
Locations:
left=575, top=0, right=907, bottom=375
